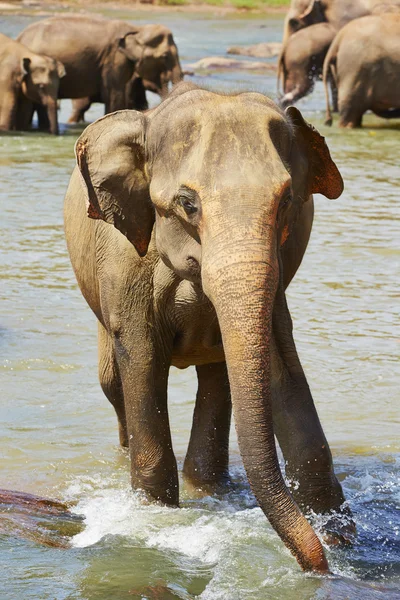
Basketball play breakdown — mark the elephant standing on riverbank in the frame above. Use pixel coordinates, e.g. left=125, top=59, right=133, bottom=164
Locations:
left=0, top=33, right=64, bottom=134
left=323, top=14, right=400, bottom=127
left=64, top=82, right=354, bottom=573
left=17, top=16, right=182, bottom=126
left=278, top=23, right=337, bottom=107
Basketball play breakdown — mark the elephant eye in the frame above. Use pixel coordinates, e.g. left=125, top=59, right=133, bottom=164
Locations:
left=177, top=186, right=199, bottom=216
left=280, top=191, right=292, bottom=211
left=180, top=198, right=197, bottom=214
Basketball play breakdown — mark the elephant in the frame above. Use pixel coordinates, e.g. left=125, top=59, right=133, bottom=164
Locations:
left=323, top=14, right=400, bottom=127
left=17, top=16, right=182, bottom=126
left=68, top=23, right=183, bottom=124
left=64, top=82, right=354, bottom=573
left=281, top=0, right=400, bottom=45
left=278, top=23, right=337, bottom=107
left=0, top=33, right=65, bottom=134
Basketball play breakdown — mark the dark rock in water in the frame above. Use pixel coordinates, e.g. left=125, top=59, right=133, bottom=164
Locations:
left=227, top=42, right=282, bottom=58
left=128, top=583, right=192, bottom=599
left=0, top=489, right=84, bottom=548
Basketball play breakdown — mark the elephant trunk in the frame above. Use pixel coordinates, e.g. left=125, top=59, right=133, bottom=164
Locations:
left=202, top=233, right=328, bottom=573
left=157, top=58, right=182, bottom=98
left=171, top=59, right=183, bottom=86
left=45, top=97, right=59, bottom=135
left=280, top=81, right=313, bottom=109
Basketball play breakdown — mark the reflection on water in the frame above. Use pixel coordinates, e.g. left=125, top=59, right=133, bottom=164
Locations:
left=0, top=8, right=399, bottom=600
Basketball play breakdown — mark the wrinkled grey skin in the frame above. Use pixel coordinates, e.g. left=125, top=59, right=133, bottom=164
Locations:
left=64, top=83, right=354, bottom=573
left=0, top=33, right=64, bottom=134
left=279, top=23, right=337, bottom=107
left=17, top=16, right=182, bottom=126
left=69, top=23, right=183, bottom=123
left=282, top=0, right=400, bottom=45
left=324, top=14, right=400, bottom=126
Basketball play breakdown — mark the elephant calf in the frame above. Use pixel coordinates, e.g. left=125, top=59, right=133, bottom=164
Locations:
left=279, top=23, right=337, bottom=107
left=323, top=13, right=400, bottom=127
left=65, top=82, right=353, bottom=573
left=0, top=33, right=65, bottom=134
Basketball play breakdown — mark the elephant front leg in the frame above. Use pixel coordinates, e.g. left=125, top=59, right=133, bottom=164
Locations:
left=36, top=103, right=50, bottom=131
left=15, top=94, right=34, bottom=131
left=98, top=322, right=128, bottom=448
left=183, top=362, right=231, bottom=492
left=68, top=98, right=91, bottom=124
left=115, top=328, right=178, bottom=506
left=271, top=286, right=355, bottom=543
left=338, top=91, right=364, bottom=128
left=126, top=77, right=148, bottom=111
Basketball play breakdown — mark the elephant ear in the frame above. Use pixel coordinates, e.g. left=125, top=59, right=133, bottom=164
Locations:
left=299, top=0, right=324, bottom=24
left=286, top=106, right=343, bottom=199
left=57, top=61, right=66, bottom=78
left=75, top=110, right=154, bottom=257
left=21, top=57, right=31, bottom=76
left=118, top=31, right=143, bottom=63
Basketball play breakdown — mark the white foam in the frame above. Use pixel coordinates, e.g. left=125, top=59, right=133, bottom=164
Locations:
left=65, top=458, right=400, bottom=599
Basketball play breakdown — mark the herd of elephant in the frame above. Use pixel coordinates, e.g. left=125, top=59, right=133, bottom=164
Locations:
left=1, top=1, right=400, bottom=132
left=0, top=14, right=182, bottom=134
left=2, top=0, right=399, bottom=578
left=279, top=0, right=400, bottom=126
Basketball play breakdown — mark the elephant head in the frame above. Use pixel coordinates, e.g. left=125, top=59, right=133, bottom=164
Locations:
left=118, top=25, right=182, bottom=98
left=282, top=0, right=326, bottom=46
left=20, top=55, right=65, bottom=135
left=74, top=84, right=343, bottom=572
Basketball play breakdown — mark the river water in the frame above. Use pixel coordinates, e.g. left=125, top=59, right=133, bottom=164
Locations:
left=1, top=8, right=399, bottom=600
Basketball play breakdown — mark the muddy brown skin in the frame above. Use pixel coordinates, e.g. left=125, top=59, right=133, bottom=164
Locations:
left=323, top=14, right=400, bottom=127
left=0, top=33, right=64, bottom=134
left=17, top=16, right=182, bottom=126
left=279, top=23, right=337, bottom=107
left=64, top=82, right=352, bottom=573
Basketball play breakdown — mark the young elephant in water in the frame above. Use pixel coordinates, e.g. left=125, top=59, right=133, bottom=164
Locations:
left=0, top=33, right=65, bottom=134
left=64, top=82, right=353, bottom=573
left=278, top=23, right=337, bottom=107
left=323, top=13, right=400, bottom=126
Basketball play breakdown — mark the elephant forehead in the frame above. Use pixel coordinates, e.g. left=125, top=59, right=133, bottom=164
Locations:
left=150, top=96, right=291, bottom=184
left=152, top=96, right=289, bottom=154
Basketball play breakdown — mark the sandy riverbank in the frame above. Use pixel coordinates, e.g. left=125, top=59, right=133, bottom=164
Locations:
left=0, top=0, right=289, bottom=17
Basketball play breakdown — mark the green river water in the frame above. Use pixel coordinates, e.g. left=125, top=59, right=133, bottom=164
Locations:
left=0, top=7, right=399, bottom=600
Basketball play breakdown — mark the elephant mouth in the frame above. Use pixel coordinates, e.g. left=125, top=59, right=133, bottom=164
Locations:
left=186, top=256, right=199, bottom=270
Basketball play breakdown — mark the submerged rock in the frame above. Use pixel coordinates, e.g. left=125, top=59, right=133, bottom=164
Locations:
left=227, top=42, right=282, bottom=58
left=185, top=56, right=277, bottom=73
left=128, top=584, right=190, bottom=599
left=0, top=488, right=84, bottom=548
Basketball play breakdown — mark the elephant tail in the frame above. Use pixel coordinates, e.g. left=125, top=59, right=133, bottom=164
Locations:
left=276, top=48, right=285, bottom=97
left=322, top=36, right=339, bottom=126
